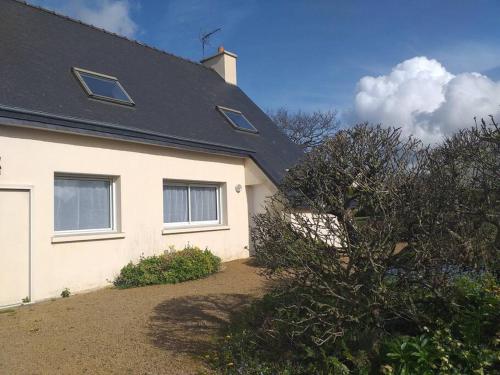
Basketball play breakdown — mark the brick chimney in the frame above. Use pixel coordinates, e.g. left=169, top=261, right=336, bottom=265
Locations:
left=201, top=46, right=238, bottom=85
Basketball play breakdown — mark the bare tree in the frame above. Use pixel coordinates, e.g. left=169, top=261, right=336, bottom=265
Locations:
left=253, top=124, right=428, bottom=346
left=252, top=122, right=498, bottom=349
left=417, top=116, right=500, bottom=262
left=268, top=108, right=339, bottom=150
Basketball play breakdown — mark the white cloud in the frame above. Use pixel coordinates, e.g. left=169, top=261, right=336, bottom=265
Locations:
left=354, top=56, right=500, bottom=143
left=31, top=0, right=138, bottom=38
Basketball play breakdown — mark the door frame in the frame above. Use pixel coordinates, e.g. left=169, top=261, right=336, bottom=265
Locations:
left=0, top=185, right=33, bottom=308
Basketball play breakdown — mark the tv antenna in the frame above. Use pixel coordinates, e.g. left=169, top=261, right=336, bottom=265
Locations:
left=200, top=28, right=221, bottom=57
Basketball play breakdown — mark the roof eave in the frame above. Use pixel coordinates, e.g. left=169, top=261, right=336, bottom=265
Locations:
left=0, top=104, right=255, bottom=158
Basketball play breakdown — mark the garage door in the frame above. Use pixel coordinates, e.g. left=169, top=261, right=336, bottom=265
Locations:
left=0, top=189, right=30, bottom=307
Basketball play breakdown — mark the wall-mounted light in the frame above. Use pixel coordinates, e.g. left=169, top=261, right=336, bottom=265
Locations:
left=235, top=184, right=242, bottom=193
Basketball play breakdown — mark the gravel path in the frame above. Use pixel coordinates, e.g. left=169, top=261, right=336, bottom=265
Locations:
left=0, top=259, right=265, bottom=374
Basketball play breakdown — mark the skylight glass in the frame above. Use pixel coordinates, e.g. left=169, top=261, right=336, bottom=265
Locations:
left=73, top=68, right=134, bottom=105
left=217, top=106, right=258, bottom=133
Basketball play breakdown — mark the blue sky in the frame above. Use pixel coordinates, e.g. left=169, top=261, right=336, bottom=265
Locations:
left=29, top=0, right=500, bottom=141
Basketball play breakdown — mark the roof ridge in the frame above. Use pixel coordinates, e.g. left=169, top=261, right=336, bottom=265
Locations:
left=15, top=0, right=214, bottom=72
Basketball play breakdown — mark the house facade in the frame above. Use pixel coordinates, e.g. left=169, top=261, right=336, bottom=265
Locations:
left=0, top=0, right=301, bottom=307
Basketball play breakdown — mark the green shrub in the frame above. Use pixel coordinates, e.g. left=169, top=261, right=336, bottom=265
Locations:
left=209, top=293, right=355, bottom=375
left=380, top=334, right=442, bottom=375
left=379, top=275, right=500, bottom=374
left=113, top=246, right=221, bottom=289
left=380, top=328, right=498, bottom=375
left=61, top=288, right=70, bottom=298
left=210, top=275, right=499, bottom=374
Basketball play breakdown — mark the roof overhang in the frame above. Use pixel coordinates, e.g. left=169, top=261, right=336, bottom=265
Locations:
left=0, top=103, right=255, bottom=158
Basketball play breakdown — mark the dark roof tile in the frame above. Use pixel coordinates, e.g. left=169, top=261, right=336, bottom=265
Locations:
left=0, top=0, right=302, bottom=184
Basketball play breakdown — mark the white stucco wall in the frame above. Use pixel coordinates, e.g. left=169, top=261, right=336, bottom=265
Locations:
left=244, top=159, right=278, bottom=254
left=0, top=125, right=274, bottom=302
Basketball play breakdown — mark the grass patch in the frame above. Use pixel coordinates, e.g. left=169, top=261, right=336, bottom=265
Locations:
left=114, top=245, right=221, bottom=289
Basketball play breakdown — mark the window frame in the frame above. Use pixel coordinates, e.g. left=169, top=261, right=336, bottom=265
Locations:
left=72, top=67, right=135, bottom=106
left=216, top=105, right=259, bottom=133
left=54, top=174, right=117, bottom=235
left=163, top=181, right=222, bottom=228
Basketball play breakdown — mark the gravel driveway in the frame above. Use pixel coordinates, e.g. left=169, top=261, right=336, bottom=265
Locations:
left=0, top=259, right=265, bottom=374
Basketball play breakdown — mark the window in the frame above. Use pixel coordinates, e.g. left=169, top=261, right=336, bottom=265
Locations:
left=163, top=182, right=220, bottom=226
left=217, top=106, right=258, bottom=133
left=54, top=175, right=115, bottom=233
left=73, top=67, right=134, bottom=105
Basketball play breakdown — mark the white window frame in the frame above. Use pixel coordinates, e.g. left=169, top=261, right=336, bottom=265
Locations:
left=216, top=105, right=259, bottom=133
left=54, top=174, right=116, bottom=235
left=72, top=67, right=135, bottom=106
left=163, top=181, right=221, bottom=228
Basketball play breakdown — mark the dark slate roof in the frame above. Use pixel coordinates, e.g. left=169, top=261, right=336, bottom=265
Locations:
left=0, top=0, right=302, bottom=184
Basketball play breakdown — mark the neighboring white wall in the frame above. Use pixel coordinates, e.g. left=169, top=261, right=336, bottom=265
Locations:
left=290, top=210, right=341, bottom=247
left=0, top=125, right=268, bottom=301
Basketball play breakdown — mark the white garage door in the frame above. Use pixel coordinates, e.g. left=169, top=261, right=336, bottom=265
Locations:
left=0, top=189, right=30, bottom=307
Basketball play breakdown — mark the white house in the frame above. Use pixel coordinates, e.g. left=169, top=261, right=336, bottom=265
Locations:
left=0, top=0, right=302, bottom=307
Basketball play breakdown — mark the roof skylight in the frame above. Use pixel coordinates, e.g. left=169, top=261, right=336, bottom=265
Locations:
left=73, top=67, right=134, bottom=106
left=217, top=106, right=258, bottom=133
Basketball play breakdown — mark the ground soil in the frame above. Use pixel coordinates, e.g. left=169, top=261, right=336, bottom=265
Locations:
left=0, top=259, right=266, bottom=375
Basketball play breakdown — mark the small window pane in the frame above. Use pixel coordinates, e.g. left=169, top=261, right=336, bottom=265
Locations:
left=54, top=178, right=111, bottom=231
left=80, top=73, right=130, bottom=101
left=218, top=107, right=258, bottom=132
left=190, top=186, right=218, bottom=222
left=163, top=185, right=189, bottom=223
left=74, top=68, right=133, bottom=105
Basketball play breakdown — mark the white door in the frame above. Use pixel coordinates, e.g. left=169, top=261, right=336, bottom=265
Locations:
left=0, top=189, right=30, bottom=307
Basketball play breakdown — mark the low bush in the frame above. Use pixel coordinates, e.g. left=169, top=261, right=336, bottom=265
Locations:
left=210, top=293, right=353, bottom=374
left=210, top=275, right=499, bottom=374
left=113, top=246, right=221, bottom=289
left=378, top=275, right=500, bottom=374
